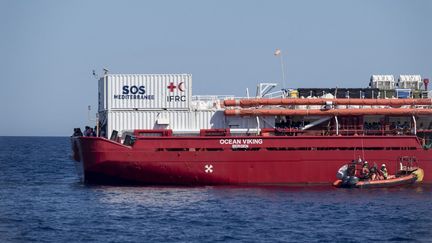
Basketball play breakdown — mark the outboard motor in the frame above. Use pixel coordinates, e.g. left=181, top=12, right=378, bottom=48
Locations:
left=337, top=164, right=359, bottom=187
left=342, top=176, right=359, bottom=187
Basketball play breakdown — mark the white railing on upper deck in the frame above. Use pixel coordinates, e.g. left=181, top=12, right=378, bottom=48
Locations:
left=192, top=82, right=287, bottom=102
left=192, top=90, right=286, bottom=103
left=192, top=95, right=235, bottom=101
left=263, top=90, right=286, bottom=99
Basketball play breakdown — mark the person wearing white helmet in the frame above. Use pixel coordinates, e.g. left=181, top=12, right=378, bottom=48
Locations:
left=361, top=161, right=370, bottom=179
left=380, top=164, right=388, bottom=179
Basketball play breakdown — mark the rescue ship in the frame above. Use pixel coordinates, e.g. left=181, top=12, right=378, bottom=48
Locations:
left=71, top=74, right=432, bottom=185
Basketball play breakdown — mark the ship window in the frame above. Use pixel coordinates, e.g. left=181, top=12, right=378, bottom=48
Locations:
left=166, top=148, right=188, bottom=151
left=232, top=147, right=261, bottom=151
left=188, top=148, right=201, bottom=152
left=364, top=147, right=385, bottom=150
left=262, top=146, right=420, bottom=151
left=206, top=148, right=224, bottom=151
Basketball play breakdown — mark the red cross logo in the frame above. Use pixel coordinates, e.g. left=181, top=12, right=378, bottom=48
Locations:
left=167, top=82, right=185, bottom=92
left=167, top=82, right=177, bottom=92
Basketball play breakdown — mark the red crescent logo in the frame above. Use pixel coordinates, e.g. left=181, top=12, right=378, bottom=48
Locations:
left=178, top=82, right=185, bottom=92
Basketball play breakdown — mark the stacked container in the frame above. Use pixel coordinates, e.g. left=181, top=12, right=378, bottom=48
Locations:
left=98, top=74, right=195, bottom=136
left=99, top=74, right=192, bottom=111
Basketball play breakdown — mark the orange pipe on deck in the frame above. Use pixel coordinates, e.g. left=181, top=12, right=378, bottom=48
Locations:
left=224, top=108, right=432, bottom=117
left=223, top=98, right=432, bottom=107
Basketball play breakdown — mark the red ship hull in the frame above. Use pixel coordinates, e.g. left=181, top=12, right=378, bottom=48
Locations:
left=71, top=135, right=432, bottom=185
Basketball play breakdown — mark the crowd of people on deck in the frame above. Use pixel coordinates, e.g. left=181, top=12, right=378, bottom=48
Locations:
left=276, top=120, right=311, bottom=129
left=363, top=122, right=383, bottom=130
left=363, top=121, right=411, bottom=131
left=363, top=121, right=425, bottom=135
left=72, top=126, right=99, bottom=137
left=390, top=121, right=412, bottom=135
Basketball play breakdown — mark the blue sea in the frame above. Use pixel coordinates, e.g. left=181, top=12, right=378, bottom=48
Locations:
left=1, top=137, right=432, bottom=243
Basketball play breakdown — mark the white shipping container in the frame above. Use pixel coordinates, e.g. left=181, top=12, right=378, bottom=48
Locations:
left=100, top=110, right=274, bottom=137
left=102, top=110, right=223, bottom=137
left=99, top=74, right=192, bottom=111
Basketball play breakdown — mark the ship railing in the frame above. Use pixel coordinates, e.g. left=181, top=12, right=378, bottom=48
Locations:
left=263, top=90, right=286, bottom=99
left=192, top=95, right=236, bottom=101
left=326, top=125, right=417, bottom=136
left=398, top=156, right=419, bottom=175
left=191, top=90, right=286, bottom=102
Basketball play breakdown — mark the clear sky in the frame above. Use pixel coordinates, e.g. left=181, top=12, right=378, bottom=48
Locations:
left=1, top=0, right=431, bottom=136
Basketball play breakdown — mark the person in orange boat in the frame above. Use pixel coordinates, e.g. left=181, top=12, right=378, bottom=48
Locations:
left=370, top=164, right=378, bottom=180
left=360, top=161, right=370, bottom=180
left=380, top=164, right=388, bottom=179
left=347, top=162, right=356, bottom=176
left=380, top=163, right=396, bottom=179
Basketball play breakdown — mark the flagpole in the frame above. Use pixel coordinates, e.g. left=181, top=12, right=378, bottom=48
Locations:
left=274, top=48, right=286, bottom=89
left=280, top=53, right=286, bottom=89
